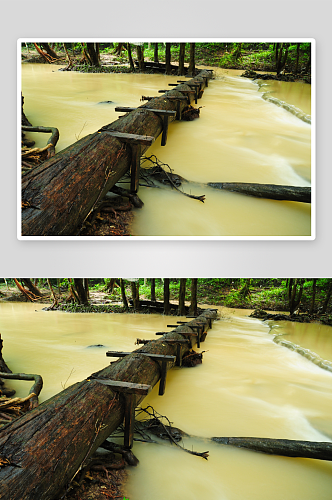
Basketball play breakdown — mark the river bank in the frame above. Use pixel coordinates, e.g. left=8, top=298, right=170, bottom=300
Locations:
left=21, top=43, right=311, bottom=83
left=1, top=280, right=330, bottom=325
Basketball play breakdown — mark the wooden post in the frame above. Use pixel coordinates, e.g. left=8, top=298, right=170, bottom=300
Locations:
left=102, top=130, right=155, bottom=193
left=92, top=379, right=151, bottom=449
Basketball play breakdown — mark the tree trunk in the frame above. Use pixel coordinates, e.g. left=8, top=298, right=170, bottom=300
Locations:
left=212, top=436, right=332, bottom=461
left=21, top=94, right=32, bottom=127
left=154, top=43, right=159, bottom=63
left=322, top=280, right=332, bottom=314
left=178, top=43, right=185, bottom=76
left=187, top=43, right=196, bottom=77
left=189, top=279, right=198, bottom=316
left=85, top=43, right=100, bottom=66
left=288, top=278, right=304, bottom=315
left=21, top=279, right=43, bottom=298
left=105, top=278, right=116, bottom=293
left=73, top=279, right=89, bottom=305
left=165, top=43, right=171, bottom=74
left=207, top=183, right=311, bottom=203
left=0, top=310, right=217, bottom=500
left=164, top=278, right=170, bottom=315
left=150, top=279, right=156, bottom=302
left=309, top=278, right=317, bottom=314
left=120, top=279, right=128, bottom=310
left=136, top=45, right=145, bottom=71
left=295, top=43, right=300, bottom=74
left=0, top=334, right=12, bottom=375
left=127, top=43, right=135, bottom=71
left=131, top=281, right=140, bottom=311
left=21, top=70, right=212, bottom=236
left=178, top=279, right=186, bottom=316
left=114, top=43, right=123, bottom=56
left=40, top=43, right=58, bottom=60
left=47, top=279, right=58, bottom=307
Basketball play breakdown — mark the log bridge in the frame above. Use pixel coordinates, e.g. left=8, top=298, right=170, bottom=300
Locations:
left=0, top=309, right=217, bottom=500
left=21, top=70, right=213, bottom=236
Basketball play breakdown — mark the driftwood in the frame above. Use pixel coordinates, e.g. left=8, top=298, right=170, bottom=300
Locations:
left=22, top=126, right=59, bottom=159
left=0, top=373, right=43, bottom=410
left=208, top=182, right=311, bottom=203
left=21, top=70, right=213, bottom=236
left=0, top=309, right=216, bottom=500
left=212, top=436, right=332, bottom=461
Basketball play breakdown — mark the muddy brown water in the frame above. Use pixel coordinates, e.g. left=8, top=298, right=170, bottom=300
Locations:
left=21, top=65, right=312, bottom=237
left=1, top=303, right=331, bottom=499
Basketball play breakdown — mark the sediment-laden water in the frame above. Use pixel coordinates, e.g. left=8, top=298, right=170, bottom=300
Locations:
left=21, top=64, right=312, bottom=237
left=1, top=303, right=331, bottom=499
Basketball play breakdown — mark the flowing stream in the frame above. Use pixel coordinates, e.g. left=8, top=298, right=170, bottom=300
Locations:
left=1, top=303, right=331, bottom=499
left=21, top=64, right=312, bottom=237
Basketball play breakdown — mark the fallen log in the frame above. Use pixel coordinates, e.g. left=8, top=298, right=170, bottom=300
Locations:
left=212, top=436, right=332, bottom=461
left=0, top=309, right=217, bottom=500
left=21, top=70, right=213, bottom=236
left=208, top=182, right=311, bottom=203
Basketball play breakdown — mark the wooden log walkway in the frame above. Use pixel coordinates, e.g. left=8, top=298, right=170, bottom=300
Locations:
left=0, top=309, right=217, bottom=500
left=21, top=70, right=213, bottom=236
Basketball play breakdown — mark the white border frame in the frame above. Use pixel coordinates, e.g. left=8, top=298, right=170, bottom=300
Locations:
left=18, top=38, right=315, bottom=241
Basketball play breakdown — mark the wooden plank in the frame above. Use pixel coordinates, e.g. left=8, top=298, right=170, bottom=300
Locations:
left=101, top=130, right=155, bottom=146
left=164, top=96, right=188, bottom=100
left=115, top=107, right=176, bottom=116
left=106, top=351, right=175, bottom=362
left=124, top=393, right=136, bottom=449
left=91, top=378, right=151, bottom=396
left=159, top=339, right=189, bottom=344
left=106, top=351, right=133, bottom=357
left=142, top=353, right=175, bottom=361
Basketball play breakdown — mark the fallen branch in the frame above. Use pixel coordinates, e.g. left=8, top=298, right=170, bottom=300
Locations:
left=208, top=182, right=311, bottom=203
left=140, top=155, right=205, bottom=202
left=135, top=406, right=209, bottom=459
left=212, top=436, right=332, bottom=461
left=0, top=372, right=43, bottom=409
left=21, top=126, right=59, bottom=158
